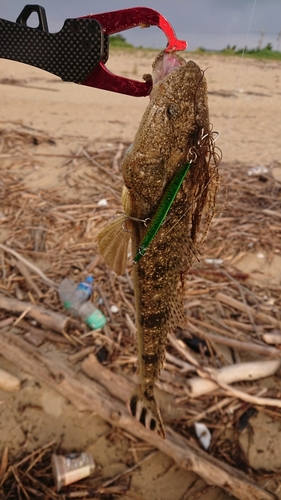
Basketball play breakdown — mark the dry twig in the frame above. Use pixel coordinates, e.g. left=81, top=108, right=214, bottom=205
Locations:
left=0, top=294, right=74, bottom=334
left=0, top=331, right=274, bottom=500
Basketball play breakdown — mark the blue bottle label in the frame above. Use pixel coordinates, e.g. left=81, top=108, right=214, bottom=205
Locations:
left=77, top=283, right=92, bottom=293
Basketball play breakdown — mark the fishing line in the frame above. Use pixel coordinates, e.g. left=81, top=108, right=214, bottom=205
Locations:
left=224, top=0, right=258, bottom=150
left=163, top=171, right=217, bottom=239
left=160, top=2, right=258, bottom=250
left=157, top=128, right=221, bottom=246
left=120, top=5, right=259, bottom=262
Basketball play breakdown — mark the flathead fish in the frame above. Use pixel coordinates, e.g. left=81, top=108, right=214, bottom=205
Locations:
left=97, top=52, right=220, bottom=438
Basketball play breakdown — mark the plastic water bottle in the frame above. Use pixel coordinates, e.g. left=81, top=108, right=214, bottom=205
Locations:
left=58, top=276, right=106, bottom=329
left=79, top=301, right=107, bottom=330
left=72, top=276, right=94, bottom=308
left=58, top=278, right=76, bottom=310
left=58, top=276, right=94, bottom=312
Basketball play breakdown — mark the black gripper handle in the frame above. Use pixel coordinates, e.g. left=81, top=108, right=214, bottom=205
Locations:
left=0, top=14, right=108, bottom=82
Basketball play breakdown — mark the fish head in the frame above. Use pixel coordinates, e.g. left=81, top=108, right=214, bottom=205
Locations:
left=122, top=55, right=209, bottom=219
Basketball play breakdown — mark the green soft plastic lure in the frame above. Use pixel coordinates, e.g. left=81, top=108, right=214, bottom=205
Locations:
left=133, top=160, right=192, bottom=263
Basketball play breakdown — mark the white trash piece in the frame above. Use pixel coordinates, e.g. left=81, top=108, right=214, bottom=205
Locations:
left=194, top=422, right=211, bottom=450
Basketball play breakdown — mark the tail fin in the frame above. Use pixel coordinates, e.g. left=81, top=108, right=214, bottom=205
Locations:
left=129, top=386, right=165, bottom=439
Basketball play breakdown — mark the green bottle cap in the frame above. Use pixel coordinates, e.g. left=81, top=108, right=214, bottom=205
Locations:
left=85, top=310, right=106, bottom=330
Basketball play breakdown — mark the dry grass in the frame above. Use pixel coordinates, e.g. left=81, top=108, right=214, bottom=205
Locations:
left=1, top=125, right=281, bottom=499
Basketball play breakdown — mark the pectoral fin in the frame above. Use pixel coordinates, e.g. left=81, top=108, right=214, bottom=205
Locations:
left=97, top=216, right=131, bottom=275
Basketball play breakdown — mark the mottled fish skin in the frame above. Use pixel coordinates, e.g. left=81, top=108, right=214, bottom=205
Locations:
left=122, top=57, right=211, bottom=438
left=122, top=59, right=209, bottom=221
left=97, top=53, right=218, bottom=438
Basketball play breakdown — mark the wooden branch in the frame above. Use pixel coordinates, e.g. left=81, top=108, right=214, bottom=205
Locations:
left=165, top=351, right=195, bottom=372
left=169, top=334, right=281, bottom=407
left=0, top=368, right=20, bottom=392
left=0, top=330, right=274, bottom=500
left=0, top=294, right=76, bottom=334
left=111, top=142, right=124, bottom=173
left=82, top=354, right=133, bottom=402
left=262, top=209, right=281, bottom=219
left=0, top=318, right=14, bottom=328
left=15, top=260, right=43, bottom=299
left=168, top=333, right=201, bottom=369
left=0, top=243, right=57, bottom=289
left=186, top=360, right=281, bottom=397
left=263, top=331, right=281, bottom=345
left=216, top=292, right=281, bottom=328
left=185, top=320, right=281, bottom=358
left=204, top=372, right=281, bottom=408
left=82, top=355, right=187, bottom=422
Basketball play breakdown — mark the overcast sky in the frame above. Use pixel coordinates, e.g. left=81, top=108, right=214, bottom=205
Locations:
left=1, top=0, right=281, bottom=51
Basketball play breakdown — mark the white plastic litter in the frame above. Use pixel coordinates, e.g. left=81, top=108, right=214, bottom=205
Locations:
left=97, top=199, right=108, bottom=207
left=205, top=258, right=224, bottom=265
left=194, top=422, right=211, bottom=450
left=247, top=165, right=268, bottom=176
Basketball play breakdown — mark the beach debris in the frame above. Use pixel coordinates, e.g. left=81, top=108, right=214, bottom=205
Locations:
left=194, top=422, right=211, bottom=450
left=0, top=368, right=20, bottom=392
left=204, top=258, right=224, bottom=265
left=97, top=198, right=108, bottom=207
left=247, top=165, right=268, bottom=176
left=58, top=276, right=106, bottom=329
left=0, top=124, right=281, bottom=499
left=52, top=452, right=95, bottom=491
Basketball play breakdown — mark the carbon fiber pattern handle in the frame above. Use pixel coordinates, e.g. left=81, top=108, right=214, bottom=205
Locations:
left=0, top=17, right=108, bottom=82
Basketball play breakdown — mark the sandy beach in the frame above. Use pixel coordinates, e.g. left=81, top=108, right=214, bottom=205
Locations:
left=1, top=50, right=281, bottom=500
left=1, top=50, right=281, bottom=166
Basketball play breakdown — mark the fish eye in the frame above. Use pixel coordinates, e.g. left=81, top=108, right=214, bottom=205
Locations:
left=166, top=103, right=179, bottom=118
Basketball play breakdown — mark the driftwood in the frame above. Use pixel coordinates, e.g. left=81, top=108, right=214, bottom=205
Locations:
left=185, top=359, right=281, bottom=398
left=263, top=331, right=281, bottom=345
left=0, top=368, right=20, bottom=392
left=1, top=117, right=281, bottom=500
left=0, top=330, right=275, bottom=500
left=15, top=260, right=43, bottom=299
left=169, top=333, right=281, bottom=408
left=185, top=320, right=281, bottom=358
left=216, top=292, right=281, bottom=328
left=0, top=294, right=75, bottom=334
left=0, top=243, right=57, bottom=289
left=82, top=354, right=281, bottom=410
left=83, top=354, right=134, bottom=403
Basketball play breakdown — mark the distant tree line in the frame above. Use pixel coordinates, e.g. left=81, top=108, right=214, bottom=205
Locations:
left=109, top=34, right=134, bottom=48
left=220, top=42, right=281, bottom=59
left=109, top=34, right=281, bottom=59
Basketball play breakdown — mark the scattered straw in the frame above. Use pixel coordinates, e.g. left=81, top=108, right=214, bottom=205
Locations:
left=1, top=125, right=281, bottom=498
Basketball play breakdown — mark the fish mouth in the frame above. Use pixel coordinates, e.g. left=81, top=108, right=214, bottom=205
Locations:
left=148, top=51, right=186, bottom=100
left=151, top=51, right=186, bottom=86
